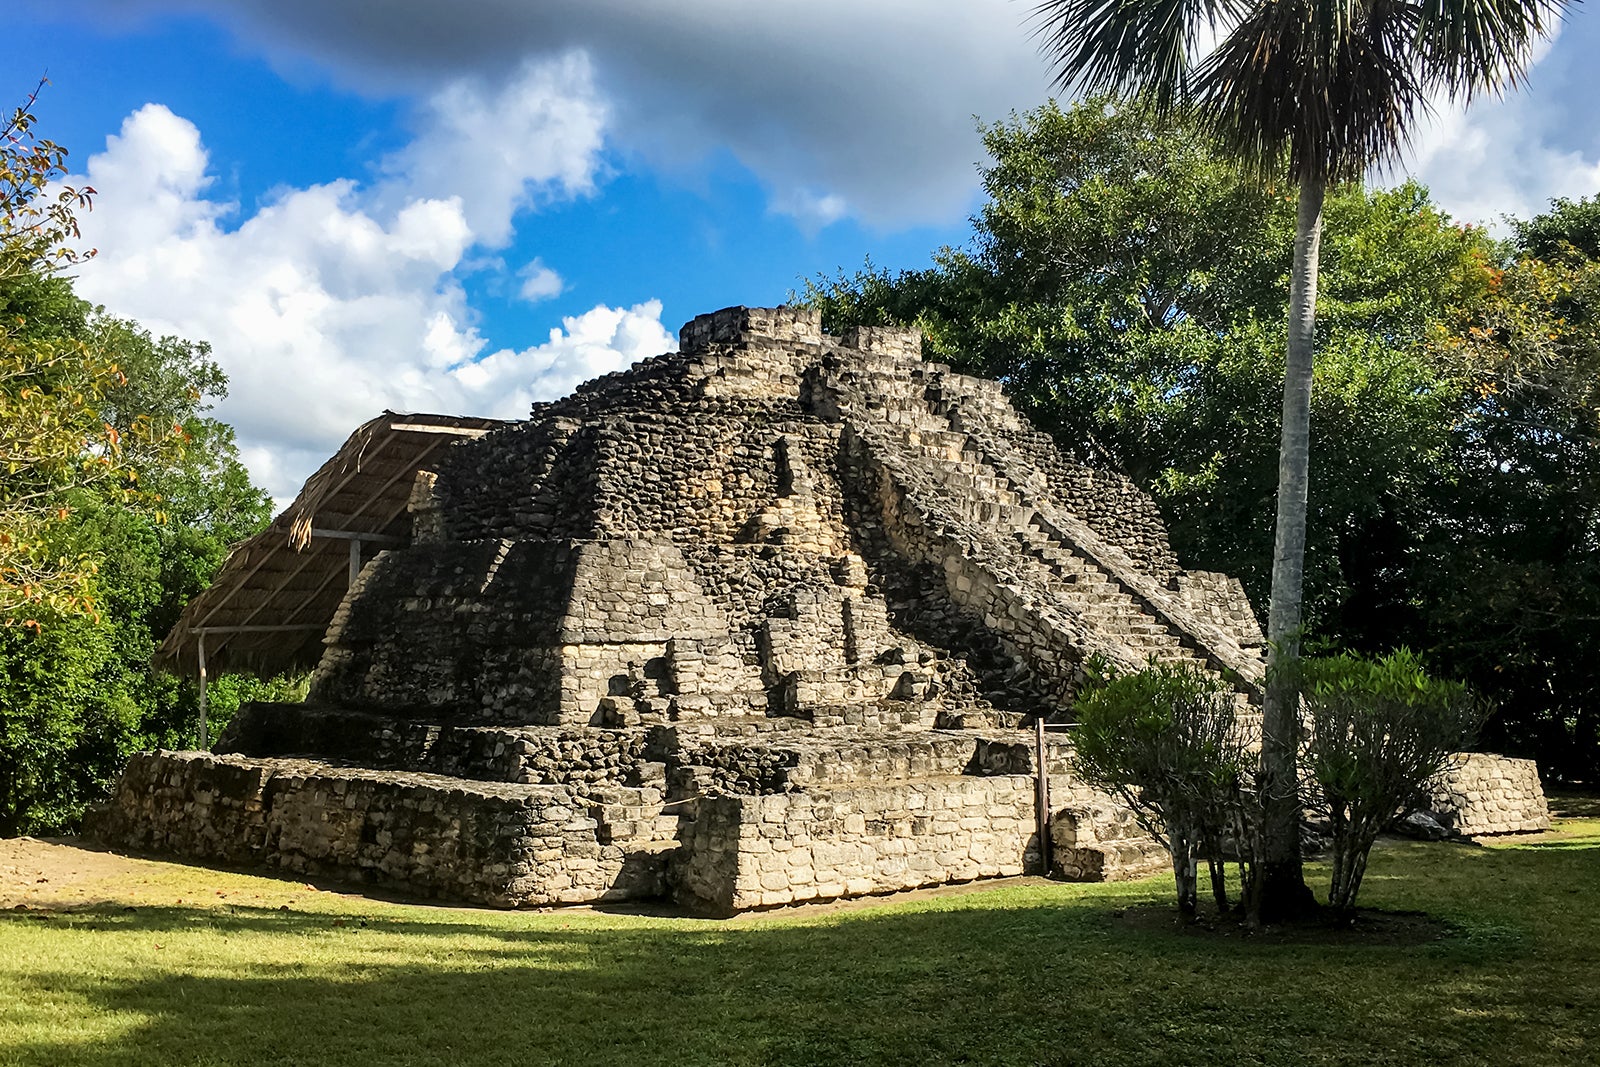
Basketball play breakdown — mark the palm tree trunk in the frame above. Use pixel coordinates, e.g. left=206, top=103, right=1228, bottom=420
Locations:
left=1252, top=174, right=1326, bottom=924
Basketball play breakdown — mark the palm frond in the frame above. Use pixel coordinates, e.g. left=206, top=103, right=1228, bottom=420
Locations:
left=1195, top=0, right=1429, bottom=181
left=1033, top=0, right=1568, bottom=180
left=1413, top=0, right=1574, bottom=99
left=1030, top=0, right=1247, bottom=111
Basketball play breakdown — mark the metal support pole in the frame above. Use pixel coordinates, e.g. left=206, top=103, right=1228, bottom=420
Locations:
left=197, top=629, right=209, bottom=752
left=1034, top=716, right=1052, bottom=877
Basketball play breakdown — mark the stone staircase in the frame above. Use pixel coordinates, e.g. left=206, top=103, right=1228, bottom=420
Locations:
left=814, top=344, right=1263, bottom=708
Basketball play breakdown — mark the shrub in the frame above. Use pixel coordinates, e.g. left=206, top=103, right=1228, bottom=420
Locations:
left=1069, top=661, right=1254, bottom=917
left=1293, top=649, right=1487, bottom=916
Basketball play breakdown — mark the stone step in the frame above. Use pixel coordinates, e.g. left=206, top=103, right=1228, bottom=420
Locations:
left=218, top=703, right=657, bottom=790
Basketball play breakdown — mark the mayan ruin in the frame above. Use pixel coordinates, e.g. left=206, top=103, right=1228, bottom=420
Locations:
left=87, top=306, right=1551, bottom=912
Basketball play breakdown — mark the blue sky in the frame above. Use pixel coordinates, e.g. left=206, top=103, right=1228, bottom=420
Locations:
left=15, top=2, right=1600, bottom=502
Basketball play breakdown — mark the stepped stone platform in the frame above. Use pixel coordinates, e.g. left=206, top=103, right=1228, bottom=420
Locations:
left=88, top=306, right=1543, bottom=912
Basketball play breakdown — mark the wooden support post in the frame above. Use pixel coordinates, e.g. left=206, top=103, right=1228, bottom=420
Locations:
left=349, top=536, right=362, bottom=587
left=1034, top=715, right=1052, bottom=877
left=197, top=629, right=209, bottom=752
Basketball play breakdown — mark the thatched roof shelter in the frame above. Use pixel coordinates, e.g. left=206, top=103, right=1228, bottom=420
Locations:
left=155, top=411, right=506, bottom=682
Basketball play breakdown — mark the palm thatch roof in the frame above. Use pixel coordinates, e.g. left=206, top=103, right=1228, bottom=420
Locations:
left=154, top=411, right=506, bottom=680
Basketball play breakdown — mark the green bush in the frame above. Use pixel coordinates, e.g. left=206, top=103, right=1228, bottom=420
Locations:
left=1293, top=649, right=1486, bottom=915
left=1069, top=661, right=1254, bottom=917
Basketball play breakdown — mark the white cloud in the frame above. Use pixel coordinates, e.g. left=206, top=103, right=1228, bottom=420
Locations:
left=65, top=58, right=670, bottom=504
left=449, top=301, right=673, bottom=412
left=84, top=0, right=1058, bottom=227
left=516, top=258, right=565, bottom=303
left=382, top=53, right=608, bottom=246
left=1397, top=23, right=1600, bottom=228
left=770, top=188, right=849, bottom=230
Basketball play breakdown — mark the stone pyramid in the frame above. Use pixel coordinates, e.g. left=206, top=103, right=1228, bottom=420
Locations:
left=91, top=306, right=1272, bottom=912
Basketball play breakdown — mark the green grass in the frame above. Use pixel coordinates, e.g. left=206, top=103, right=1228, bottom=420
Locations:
left=4, top=821, right=1598, bottom=1067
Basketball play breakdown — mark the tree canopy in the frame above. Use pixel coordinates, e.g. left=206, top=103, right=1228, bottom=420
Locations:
left=806, top=99, right=1598, bottom=779
left=0, top=89, right=294, bottom=835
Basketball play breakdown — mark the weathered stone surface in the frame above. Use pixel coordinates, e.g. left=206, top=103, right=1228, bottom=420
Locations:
left=89, top=305, right=1550, bottom=911
left=84, top=752, right=673, bottom=906
left=1422, top=753, right=1551, bottom=836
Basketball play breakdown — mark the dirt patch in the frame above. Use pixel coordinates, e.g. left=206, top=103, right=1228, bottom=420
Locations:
left=0, top=837, right=166, bottom=910
left=0, top=836, right=1062, bottom=919
left=1110, top=902, right=1455, bottom=946
left=0, top=837, right=354, bottom=915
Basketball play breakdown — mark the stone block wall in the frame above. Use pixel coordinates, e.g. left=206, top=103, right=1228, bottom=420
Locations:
left=1425, top=753, right=1551, bottom=836
left=87, top=752, right=673, bottom=906
left=1172, top=571, right=1265, bottom=649
left=217, top=703, right=659, bottom=789
left=1049, top=792, right=1171, bottom=882
left=672, top=730, right=982, bottom=796
left=681, top=305, right=823, bottom=353
left=673, top=775, right=1039, bottom=913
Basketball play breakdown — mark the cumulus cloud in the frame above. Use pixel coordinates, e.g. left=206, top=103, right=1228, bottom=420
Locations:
left=516, top=259, right=565, bottom=303
left=381, top=53, right=608, bottom=246
left=66, top=62, right=671, bottom=504
left=450, top=301, right=673, bottom=410
left=1394, top=22, right=1600, bottom=227
left=82, top=0, right=1058, bottom=227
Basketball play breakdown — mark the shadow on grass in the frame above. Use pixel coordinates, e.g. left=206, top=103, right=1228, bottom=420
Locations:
left=4, top=874, right=1596, bottom=1067
left=1548, top=791, right=1600, bottom=819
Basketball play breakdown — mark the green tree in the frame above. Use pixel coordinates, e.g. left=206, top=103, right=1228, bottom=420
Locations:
left=0, top=87, right=287, bottom=834
left=1032, top=0, right=1564, bottom=919
left=0, top=294, right=283, bottom=835
left=1414, top=196, right=1600, bottom=780
left=1294, top=650, right=1484, bottom=915
left=808, top=103, right=1492, bottom=644
left=1070, top=662, right=1255, bottom=918
left=1, top=85, right=181, bottom=620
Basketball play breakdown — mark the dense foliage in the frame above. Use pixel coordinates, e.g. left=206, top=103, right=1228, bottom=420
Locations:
left=1069, top=661, right=1254, bottom=917
left=0, top=91, right=295, bottom=836
left=0, top=276, right=299, bottom=835
left=807, top=100, right=1597, bottom=780
left=1293, top=650, right=1485, bottom=914
left=1416, top=195, right=1600, bottom=779
left=1, top=90, right=180, bottom=619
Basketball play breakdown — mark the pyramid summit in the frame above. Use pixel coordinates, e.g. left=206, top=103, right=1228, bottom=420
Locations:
left=92, top=305, right=1293, bottom=911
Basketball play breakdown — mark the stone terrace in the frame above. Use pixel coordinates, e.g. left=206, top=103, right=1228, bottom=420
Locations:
left=89, top=305, right=1544, bottom=912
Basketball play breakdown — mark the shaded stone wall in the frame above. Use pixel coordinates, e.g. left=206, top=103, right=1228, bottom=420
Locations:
left=1425, top=753, right=1551, bottom=836
left=217, top=703, right=659, bottom=789
left=86, top=752, right=676, bottom=906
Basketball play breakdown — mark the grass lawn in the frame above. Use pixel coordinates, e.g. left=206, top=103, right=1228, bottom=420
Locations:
left=3, top=817, right=1597, bottom=1067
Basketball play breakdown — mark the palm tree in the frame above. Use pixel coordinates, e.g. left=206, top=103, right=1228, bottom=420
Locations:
left=1032, top=0, right=1568, bottom=920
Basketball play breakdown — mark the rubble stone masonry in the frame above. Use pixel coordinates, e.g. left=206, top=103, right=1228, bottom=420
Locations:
left=89, top=306, right=1551, bottom=911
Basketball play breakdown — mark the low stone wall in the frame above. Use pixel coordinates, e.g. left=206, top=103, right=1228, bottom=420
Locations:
left=1425, top=752, right=1551, bottom=836
left=673, top=775, right=1038, bottom=913
left=219, top=703, right=657, bottom=789
left=674, top=730, right=981, bottom=795
left=86, top=752, right=672, bottom=906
